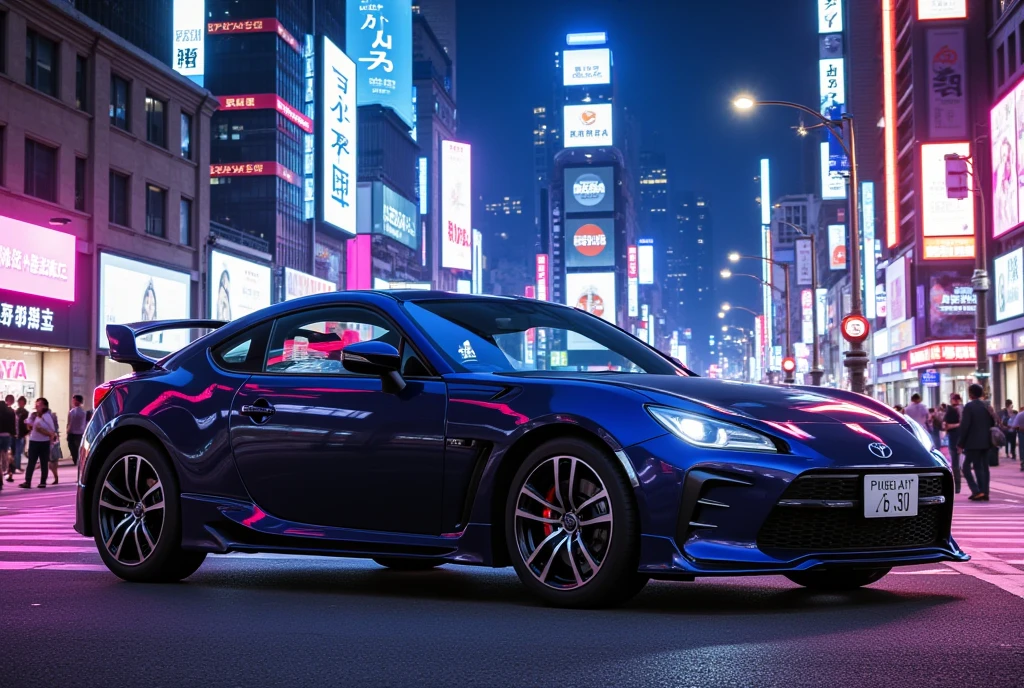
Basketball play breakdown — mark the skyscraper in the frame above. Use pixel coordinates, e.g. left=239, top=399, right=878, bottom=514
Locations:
left=73, top=0, right=172, bottom=65
left=676, top=193, right=713, bottom=370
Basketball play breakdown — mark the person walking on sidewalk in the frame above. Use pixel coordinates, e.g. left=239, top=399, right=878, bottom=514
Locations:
left=20, top=398, right=56, bottom=489
left=959, top=383, right=994, bottom=502
left=906, top=393, right=930, bottom=428
left=944, top=394, right=964, bottom=493
left=1000, top=400, right=1018, bottom=461
left=7, top=395, right=28, bottom=481
left=1010, top=411, right=1024, bottom=472
left=0, top=399, right=15, bottom=492
left=67, top=394, right=86, bottom=466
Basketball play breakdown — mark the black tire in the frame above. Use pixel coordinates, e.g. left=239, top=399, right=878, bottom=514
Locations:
left=90, top=439, right=206, bottom=583
left=785, top=567, right=891, bottom=591
left=372, top=557, right=445, bottom=571
left=505, top=437, right=646, bottom=608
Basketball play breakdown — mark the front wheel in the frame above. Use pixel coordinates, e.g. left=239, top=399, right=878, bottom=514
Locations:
left=505, top=438, right=646, bottom=609
left=785, top=567, right=891, bottom=591
left=91, top=439, right=205, bottom=583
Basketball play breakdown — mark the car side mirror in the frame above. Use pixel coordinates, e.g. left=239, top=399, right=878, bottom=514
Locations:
left=342, top=341, right=406, bottom=392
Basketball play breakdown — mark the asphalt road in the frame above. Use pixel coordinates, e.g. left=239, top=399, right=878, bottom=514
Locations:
left=2, top=463, right=1024, bottom=687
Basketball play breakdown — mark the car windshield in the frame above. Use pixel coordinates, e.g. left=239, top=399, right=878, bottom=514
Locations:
left=403, top=299, right=688, bottom=375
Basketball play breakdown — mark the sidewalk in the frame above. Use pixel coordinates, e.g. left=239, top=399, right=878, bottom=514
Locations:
left=941, top=446, right=1024, bottom=498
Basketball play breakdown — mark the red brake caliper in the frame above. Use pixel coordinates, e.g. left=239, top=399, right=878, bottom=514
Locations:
left=542, top=486, right=557, bottom=537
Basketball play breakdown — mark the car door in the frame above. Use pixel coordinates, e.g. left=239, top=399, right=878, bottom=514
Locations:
left=229, top=304, right=447, bottom=535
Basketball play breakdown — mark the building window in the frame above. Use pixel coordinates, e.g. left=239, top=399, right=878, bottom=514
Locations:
left=0, top=126, right=5, bottom=186
left=110, top=75, right=130, bottom=130
left=145, top=95, right=166, bottom=147
left=180, top=112, right=193, bottom=159
left=23, top=139, right=57, bottom=202
left=25, top=29, right=58, bottom=97
left=0, top=12, right=6, bottom=74
left=75, top=55, right=87, bottom=111
left=179, top=197, right=193, bottom=245
left=74, top=157, right=86, bottom=211
left=145, top=184, right=166, bottom=238
left=109, top=170, right=129, bottom=226
left=998, top=43, right=1007, bottom=88
left=1011, top=32, right=1018, bottom=77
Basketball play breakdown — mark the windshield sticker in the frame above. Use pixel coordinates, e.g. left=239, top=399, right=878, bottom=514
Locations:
left=458, top=340, right=477, bottom=361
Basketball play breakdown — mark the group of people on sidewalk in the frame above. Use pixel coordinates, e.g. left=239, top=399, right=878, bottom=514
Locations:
left=0, top=394, right=88, bottom=492
left=902, top=386, right=1024, bottom=503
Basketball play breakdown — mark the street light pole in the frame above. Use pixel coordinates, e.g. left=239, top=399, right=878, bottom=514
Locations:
left=721, top=267, right=790, bottom=381
left=778, top=220, right=823, bottom=386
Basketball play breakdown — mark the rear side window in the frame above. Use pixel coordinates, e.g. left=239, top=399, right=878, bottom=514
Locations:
left=264, top=306, right=399, bottom=375
left=211, top=321, right=272, bottom=373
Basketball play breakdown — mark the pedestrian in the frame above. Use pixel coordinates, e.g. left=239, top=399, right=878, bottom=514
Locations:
left=958, top=383, right=995, bottom=502
left=19, top=398, right=56, bottom=489
left=1000, top=399, right=1017, bottom=461
left=67, top=394, right=86, bottom=466
left=905, top=393, right=930, bottom=428
left=1009, top=411, right=1024, bottom=472
left=46, top=403, right=60, bottom=485
left=0, top=399, right=13, bottom=492
left=929, top=407, right=942, bottom=449
left=943, top=393, right=964, bottom=493
left=894, top=404, right=904, bottom=414
left=10, top=395, right=28, bottom=479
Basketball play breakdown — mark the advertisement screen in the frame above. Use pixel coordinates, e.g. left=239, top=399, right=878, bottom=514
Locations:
left=886, top=255, right=908, bottom=327
left=828, top=225, right=847, bottom=270
left=284, top=268, right=335, bottom=301
left=564, top=167, right=614, bottom=214
left=921, top=142, right=973, bottom=240
left=441, top=141, right=472, bottom=270
left=562, top=48, right=611, bottom=86
left=173, top=0, right=205, bottom=79
left=991, top=77, right=1024, bottom=238
left=373, top=183, right=418, bottom=249
left=99, top=253, right=191, bottom=353
left=346, top=235, right=373, bottom=290
left=638, top=240, right=654, bottom=285
left=927, top=270, right=976, bottom=338
left=0, top=216, right=76, bottom=302
left=565, top=272, right=616, bottom=350
left=536, top=254, right=549, bottom=301
left=995, top=248, right=1024, bottom=322
left=818, top=0, right=843, bottom=32
left=564, top=104, right=613, bottom=148
left=821, top=142, right=847, bottom=200
left=918, top=0, right=967, bottom=20
left=346, top=0, right=413, bottom=128
left=209, top=250, right=272, bottom=321
left=565, top=218, right=615, bottom=268
left=322, top=36, right=357, bottom=235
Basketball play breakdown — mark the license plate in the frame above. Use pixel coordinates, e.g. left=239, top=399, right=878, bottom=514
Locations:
left=864, top=474, right=918, bottom=519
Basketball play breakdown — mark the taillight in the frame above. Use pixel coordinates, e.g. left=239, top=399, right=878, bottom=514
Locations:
left=93, top=384, right=113, bottom=410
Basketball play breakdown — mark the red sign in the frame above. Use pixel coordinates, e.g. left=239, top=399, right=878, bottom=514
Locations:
left=577, top=291, right=605, bottom=317
left=0, top=216, right=77, bottom=302
left=207, top=18, right=301, bottom=54
left=781, top=357, right=796, bottom=373
left=841, top=314, right=871, bottom=343
left=573, top=223, right=607, bottom=257
left=908, top=340, right=976, bottom=369
left=535, top=254, right=549, bottom=301
left=210, top=162, right=300, bottom=187
left=627, top=245, right=638, bottom=279
left=0, top=359, right=28, bottom=380
left=524, top=285, right=535, bottom=299
left=218, top=94, right=313, bottom=134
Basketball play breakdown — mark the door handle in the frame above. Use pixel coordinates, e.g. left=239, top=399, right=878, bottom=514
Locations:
left=240, top=402, right=275, bottom=418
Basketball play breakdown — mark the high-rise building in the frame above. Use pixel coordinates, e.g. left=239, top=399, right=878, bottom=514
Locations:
left=479, top=196, right=531, bottom=295
left=676, top=193, right=713, bottom=369
left=413, top=0, right=456, bottom=100
left=73, top=0, right=172, bottom=66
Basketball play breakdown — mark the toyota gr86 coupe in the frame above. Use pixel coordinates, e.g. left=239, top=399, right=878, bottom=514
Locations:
left=75, top=291, right=968, bottom=608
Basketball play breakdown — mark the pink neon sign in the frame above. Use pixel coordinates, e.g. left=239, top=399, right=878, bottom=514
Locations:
left=0, top=216, right=76, bottom=302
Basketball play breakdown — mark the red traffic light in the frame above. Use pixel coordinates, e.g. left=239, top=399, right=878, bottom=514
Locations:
left=781, top=357, right=796, bottom=373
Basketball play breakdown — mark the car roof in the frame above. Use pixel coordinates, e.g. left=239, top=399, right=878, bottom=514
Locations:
left=374, top=290, right=521, bottom=303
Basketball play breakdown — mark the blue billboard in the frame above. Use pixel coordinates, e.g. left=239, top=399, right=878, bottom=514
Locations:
left=347, top=1, right=413, bottom=129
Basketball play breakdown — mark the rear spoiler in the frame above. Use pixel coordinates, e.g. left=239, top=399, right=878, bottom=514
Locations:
left=106, top=319, right=228, bottom=372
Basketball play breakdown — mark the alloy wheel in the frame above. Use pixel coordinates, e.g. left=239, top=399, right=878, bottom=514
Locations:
left=96, top=454, right=164, bottom=566
left=513, top=454, right=613, bottom=590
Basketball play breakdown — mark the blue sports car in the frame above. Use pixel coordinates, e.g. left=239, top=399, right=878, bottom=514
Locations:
left=75, top=291, right=967, bottom=607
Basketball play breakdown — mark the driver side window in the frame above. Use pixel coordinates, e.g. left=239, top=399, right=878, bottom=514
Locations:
left=265, top=307, right=400, bottom=375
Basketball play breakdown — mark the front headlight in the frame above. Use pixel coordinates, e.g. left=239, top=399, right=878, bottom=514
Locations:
left=906, top=417, right=935, bottom=452
left=647, top=406, right=777, bottom=453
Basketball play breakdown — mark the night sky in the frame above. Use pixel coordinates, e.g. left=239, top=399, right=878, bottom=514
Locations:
left=456, top=0, right=818, bottom=317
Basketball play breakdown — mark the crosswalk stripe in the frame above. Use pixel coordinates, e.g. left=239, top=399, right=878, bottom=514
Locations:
left=0, top=535, right=88, bottom=541
left=0, top=545, right=95, bottom=553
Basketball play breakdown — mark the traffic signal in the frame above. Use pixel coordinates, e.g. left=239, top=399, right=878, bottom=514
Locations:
left=781, top=357, right=796, bottom=374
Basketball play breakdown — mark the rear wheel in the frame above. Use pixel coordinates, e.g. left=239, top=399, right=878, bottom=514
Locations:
left=372, top=557, right=445, bottom=571
left=91, top=439, right=205, bottom=583
left=785, top=567, right=891, bottom=591
left=506, top=438, right=646, bottom=608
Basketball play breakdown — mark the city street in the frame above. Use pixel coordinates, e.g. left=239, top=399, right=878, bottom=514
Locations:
left=0, top=461, right=1022, bottom=687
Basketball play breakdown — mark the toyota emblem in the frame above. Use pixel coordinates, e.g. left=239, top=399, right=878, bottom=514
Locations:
left=868, top=442, right=893, bottom=459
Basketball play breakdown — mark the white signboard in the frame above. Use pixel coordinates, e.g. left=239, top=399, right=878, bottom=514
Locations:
left=918, top=0, right=967, bottom=20
left=563, top=104, right=613, bottom=148
left=995, top=248, right=1024, bottom=322
left=821, top=142, right=847, bottom=200
left=886, top=255, right=908, bottom=327
left=284, top=268, right=335, bottom=301
left=441, top=140, right=473, bottom=270
left=562, top=48, right=611, bottom=86
left=795, top=238, right=813, bottom=286
left=801, top=289, right=814, bottom=344
left=638, top=242, right=654, bottom=285
left=565, top=272, right=616, bottom=350
left=818, top=0, right=843, bottom=33
left=828, top=225, right=847, bottom=270
left=209, top=250, right=272, bottom=321
left=322, top=36, right=357, bottom=234
left=172, top=0, right=205, bottom=78
left=99, top=253, right=191, bottom=353
left=921, top=142, right=973, bottom=237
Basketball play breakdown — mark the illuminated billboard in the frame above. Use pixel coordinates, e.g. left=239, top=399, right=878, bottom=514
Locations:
left=564, top=167, right=614, bottom=214
left=921, top=142, right=974, bottom=260
left=441, top=141, right=473, bottom=270
left=99, top=253, right=190, bottom=353
left=284, top=268, right=335, bottom=301
left=918, top=0, right=967, bottom=20
left=346, top=0, right=413, bottom=128
left=173, top=0, right=205, bottom=80
left=818, top=0, right=843, bottom=33
left=0, top=216, right=76, bottom=302
left=566, top=218, right=615, bottom=269
left=820, top=142, right=846, bottom=200
left=322, top=36, right=357, bottom=235
left=564, top=104, right=613, bottom=148
left=562, top=48, right=611, bottom=86
left=995, top=248, right=1024, bottom=322
left=373, top=183, right=419, bottom=250
left=886, top=255, right=908, bottom=327
left=565, top=272, right=617, bottom=350
left=209, top=250, right=272, bottom=321
left=828, top=225, right=847, bottom=270
left=638, top=240, right=654, bottom=285
left=991, top=78, right=1024, bottom=238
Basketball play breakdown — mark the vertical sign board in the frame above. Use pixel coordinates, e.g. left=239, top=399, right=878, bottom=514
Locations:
left=801, top=289, right=814, bottom=344
left=303, top=34, right=316, bottom=220
left=638, top=240, right=654, bottom=285
left=795, top=238, right=813, bottom=286
left=862, top=181, right=877, bottom=319
left=441, top=141, right=473, bottom=270
left=321, top=37, right=357, bottom=235
left=760, top=159, right=774, bottom=364
left=536, top=254, right=550, bottom=301
left=828, top=225, right=847, bottom=270
left=926, top=28, right=967, bottom=139
left=347, top=0, right=414, bottom=128
left=818, top=0, right=847, bottom=200
left=472, top=229, right=483, bottom=294
left=627, top=245, right=639, bottom=317
left=173, top=0, right=205, bottom=83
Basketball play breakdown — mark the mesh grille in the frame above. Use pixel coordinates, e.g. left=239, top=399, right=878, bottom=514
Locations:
left=758, top=505, right=944, bottom=551
left=779, top=474, right=945, bottom=501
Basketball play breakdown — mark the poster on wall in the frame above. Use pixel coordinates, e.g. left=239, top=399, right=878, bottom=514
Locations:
left=441, top=140, right=473, bottom=270
left=98, top=253, right=191, bottom=353
left=990, top=79, right=1024, bottom=238
left=885, top=255, right=908, bottom=327
left=921, top=142, right=973, bottom=239
left=926, top=28, right=967, bottom=139
left=828, top=225, right=847, bottom=270
left=209, top=250, right=272, bottom=321
left=995, top=247, right=1024, bottom=322
left=927, top=270, right=976, bottom=338
left=565, top=218, right=615, bottom=268
left=565, top=272, right=616, bottom=350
